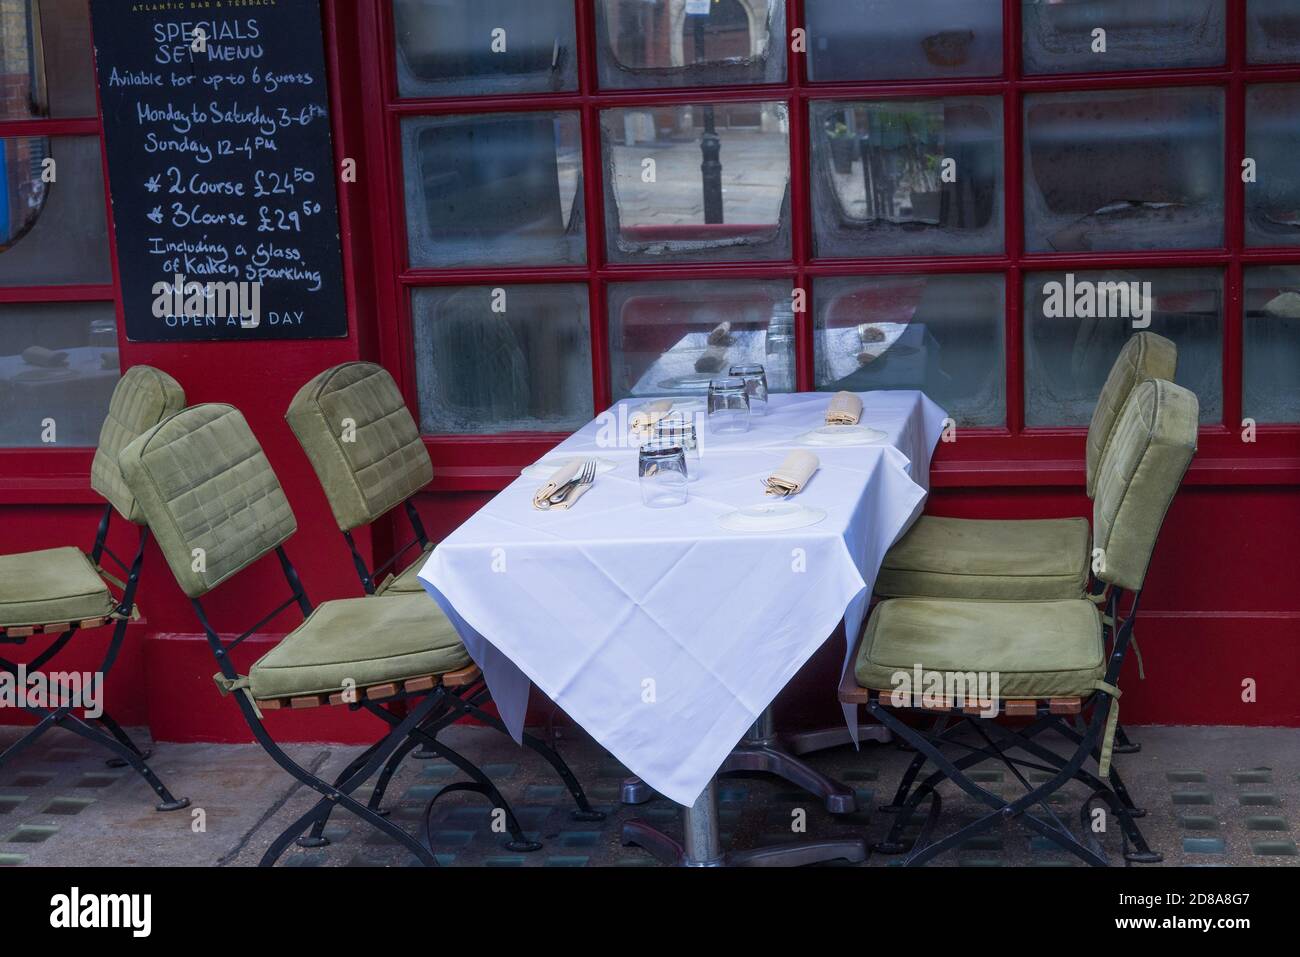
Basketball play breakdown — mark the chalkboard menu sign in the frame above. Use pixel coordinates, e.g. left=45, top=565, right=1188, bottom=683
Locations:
left=90, top=0, right=347, bottom=341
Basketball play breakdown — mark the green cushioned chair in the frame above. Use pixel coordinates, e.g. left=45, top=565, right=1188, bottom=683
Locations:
left=846, top=378, right=1198, bottom=866
left=286, top=362, right=603, bottom=833
left=876, top=332, right=1177, bottom=602
left=118, top=402, right=547, bottom=866
left=0, top=365, right=188, bottom=813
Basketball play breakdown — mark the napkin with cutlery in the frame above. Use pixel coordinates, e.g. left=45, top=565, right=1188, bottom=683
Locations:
left=707, top=320, right=733, bottom=346
left=764, top=450, right=819, bottom=497
left=630, top=399, right=673, bottom=436
left=825, top=391, right=863, bottom=425
left=533, top=459, right=594, bottom=511
left=22, top=345, right=69, bottom=368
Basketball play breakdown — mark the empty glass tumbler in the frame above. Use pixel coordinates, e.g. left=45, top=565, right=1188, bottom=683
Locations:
left=653, top=413, right=701, bottom=482
left=639, top=441, right=689, bottom=508
left=729, top=363, right=769, bottom=416
left=707, top=377, right=751, bottom=434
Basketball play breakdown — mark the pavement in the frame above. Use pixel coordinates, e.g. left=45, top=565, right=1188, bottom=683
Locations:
left=0, top=723, right=1296, bottom=867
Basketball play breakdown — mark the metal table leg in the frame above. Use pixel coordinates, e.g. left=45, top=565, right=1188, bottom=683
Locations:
left=621, top=706, right=890, bottom=813
left=621, top=777, right=867, bottom=867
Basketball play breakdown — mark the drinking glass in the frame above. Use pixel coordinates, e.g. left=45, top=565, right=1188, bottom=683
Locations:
left=639, top=441, right=689, bottom=508
left=707, top=376, right=751, bottom=434
left=653, top=413, right=701, bottom=482
left=729, top=363, right=769, bottom=416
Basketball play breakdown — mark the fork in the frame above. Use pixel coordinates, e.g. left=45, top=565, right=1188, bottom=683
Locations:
left=549, top=458, right=597, bottom=505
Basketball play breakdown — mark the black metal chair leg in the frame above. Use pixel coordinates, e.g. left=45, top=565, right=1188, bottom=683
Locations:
left=95, top=711, right=153, bottom=767
left=1113, top=723, right=1141, bottom=754
left=52, top=710, right=189, bottom=811
left=295, top=736, right=394, bottom=848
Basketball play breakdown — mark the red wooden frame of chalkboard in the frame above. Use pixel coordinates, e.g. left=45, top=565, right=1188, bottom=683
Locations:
left=350, top=0, right=1300, bottom=493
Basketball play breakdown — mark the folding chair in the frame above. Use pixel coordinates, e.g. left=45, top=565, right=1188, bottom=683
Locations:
left=285, top=362, right=604, bottom=834
left=786, top=333, right=1178, bottom=761
left=118, top=402, right=525, bottom=865
left=842, top=378, right=1198, bottom=865
left=0, top=365, right=189, bottom=811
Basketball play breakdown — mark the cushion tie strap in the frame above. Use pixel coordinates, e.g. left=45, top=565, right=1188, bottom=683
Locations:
left=212, top=672, right=263, bottom=719
left=95, top=565, right=127, bottom=591
left=1094, top=680, right=1122, bottom=778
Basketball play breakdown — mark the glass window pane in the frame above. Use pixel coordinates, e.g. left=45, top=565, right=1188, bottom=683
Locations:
left=608, top=279, right=795, bottom=401
left=0, top=0, right=97, bottom=119
left=412, top=284, right=591, bottom=434
left=1023, top=0, right=1225, bottom=74
left=1246, top=84, right=1300, bottom=248
left=810, top=98, right=1003, bottom=259
left=1248, top=0, right=1300, bottom=64
left=1244, top=266, right=1300, bottom=423
left=392, top=0, right=577, bottom=97
left=814, top=274, right=1005, bottom=427
left=1024, top=88, right=1224, bottom=253
left=595, top=0, right=785, bottom=90
left=0, top=301, right=119, bottom=448
left=601, top=102, right=789, bottom=263
left=1024, top=268, right=1222, bottom=426
left=805, top=0, right=1002, bottom=81
left=0, top=136, right=111, bottom=285
left=401, top=112, right=584, bottom=269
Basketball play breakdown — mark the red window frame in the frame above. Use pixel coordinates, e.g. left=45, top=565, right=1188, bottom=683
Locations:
left=0, top=8, right=117, bottom=501
left=355, top=0, right=1300, bottom=491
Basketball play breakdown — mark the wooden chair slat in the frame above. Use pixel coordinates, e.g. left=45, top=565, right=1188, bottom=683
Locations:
left=1004, top=699, right=1038, bottom=717
left=1049, top=697, right=1082, bottom=715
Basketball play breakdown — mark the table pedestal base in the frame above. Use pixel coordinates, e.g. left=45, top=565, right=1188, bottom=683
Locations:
left=621, top=779, right=868, bottom=867
left=620, top=710, right=892, bottom=813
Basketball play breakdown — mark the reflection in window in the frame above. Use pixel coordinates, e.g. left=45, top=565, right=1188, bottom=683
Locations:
left=0, top=302, right=119, bottom=448
left=392, top=0, right=577, bottom=97
left=1024, top=88, right=1224, bottom=253
left=411, top=285, right=592, bottom=434
left=1025, top=268, right=1222, bottom=426
left=601, top=102, right=789, bottom=263
left=1244, top=266, right=1300, bottom=423
left=1248, top=0, right=1300, bottom=64
left=1246, top=85, right=1300, bottom=248
left=0, top=0, right=97, bottom=119
left=0, top=136, right=111, bottom=285
left=805, top=0, right=1002, bottom=81
left=810, top=98, right=1003, bottom=259
left=1023, top=0, right=1224, bottom=74
left=595, top=0, right=784, bottom=89
left=607, top=279, right=794, bottom=401
left=401, top=113, right=584, bottom=269
left=813, top=274, right=1005, bottom=427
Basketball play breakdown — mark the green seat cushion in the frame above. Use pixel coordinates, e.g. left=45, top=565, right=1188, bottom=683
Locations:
left=248, top=594, right=469, bottom=700
left=0, top=547, right=116, bottom=629
left=376, top=544, right=434, bottom=595
left=90, top=365, right=186, bottom=524
left=875, top=516, right=1091, bottom=600
left=854, top=597, right=1105, bottom=699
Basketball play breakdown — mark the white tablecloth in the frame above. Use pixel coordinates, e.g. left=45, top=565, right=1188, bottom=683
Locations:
left=419, top=390, right=948, bottom=806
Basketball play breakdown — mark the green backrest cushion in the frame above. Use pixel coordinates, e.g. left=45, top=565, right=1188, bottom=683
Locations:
left=285, top=362, right=432, bottom=531
left=119, top=404, right=297, bottom=598
left=90, top=365, right=186, bottom=523
left=1085, top=332, right=1178, bottom=498
left=1092, top=379, right=1198, bottom=592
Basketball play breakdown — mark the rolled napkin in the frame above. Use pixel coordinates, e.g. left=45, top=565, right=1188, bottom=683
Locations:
left=825, top=390, right=863, bottom=425
left=22, top=345, right=69, bottom=368
left=629, top=398, right=673, bottom=435
left=532, top=459, right=592, bottom=511
left=694, top=344, right=728, bottom=374
left=765, top=450, right=819, bottom=497
left=707, top=320, right=733, bottom=346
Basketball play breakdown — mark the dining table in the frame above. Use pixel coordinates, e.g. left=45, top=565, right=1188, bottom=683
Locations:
left=418, top=389, right=948, bottom=865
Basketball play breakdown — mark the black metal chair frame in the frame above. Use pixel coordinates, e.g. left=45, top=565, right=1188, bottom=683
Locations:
left=862, top=588, right=1161, bottom=867
left=0, top=504, right=189, bottom=812
left=190, top=544, right=577, bottom=866
left=329, top=494, right=604, bottom=825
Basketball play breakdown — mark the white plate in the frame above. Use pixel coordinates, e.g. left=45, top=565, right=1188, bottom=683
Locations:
left=797, top=425, right=888, bottom=446
left=716, top=503, right=828, bottom=533
left=520, top=457, right=618, bottom=481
